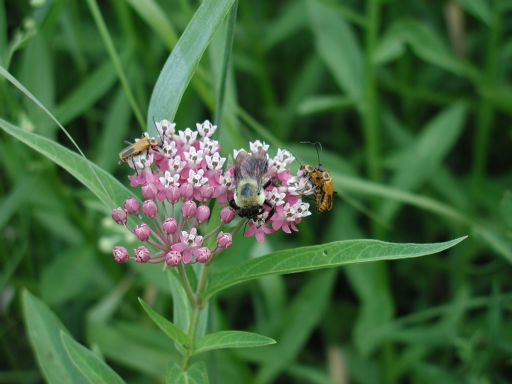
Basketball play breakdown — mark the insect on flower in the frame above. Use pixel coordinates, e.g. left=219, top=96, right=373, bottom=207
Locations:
left=299, top=141, right=334, bottom=213
left=229, top=149, right=276, bottom=223
left=118, top=134, right=160, bottom=165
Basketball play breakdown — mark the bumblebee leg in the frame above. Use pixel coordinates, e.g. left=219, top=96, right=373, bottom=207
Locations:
left=262, top=179, right=278, bottom=189
left=263, top=200, right=276, bottom=222
left=229, top=199, right=240, bottom=210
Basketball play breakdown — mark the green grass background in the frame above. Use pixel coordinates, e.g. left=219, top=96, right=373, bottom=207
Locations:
left=1, top=0, right=511, bottom=382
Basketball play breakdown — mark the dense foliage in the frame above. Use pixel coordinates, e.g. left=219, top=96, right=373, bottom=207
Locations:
left=1, top=0, right=511, bottom=383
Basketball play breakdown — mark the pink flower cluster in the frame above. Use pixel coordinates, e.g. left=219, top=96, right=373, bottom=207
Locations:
left=111, top=120, right=314, bottom=265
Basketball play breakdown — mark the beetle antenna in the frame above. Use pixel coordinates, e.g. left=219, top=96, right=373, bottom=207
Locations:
left=300, top=141, right=323, bottom=165
left=152, top=116, right=164, bottom=144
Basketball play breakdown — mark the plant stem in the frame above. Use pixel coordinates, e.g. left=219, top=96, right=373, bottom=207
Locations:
left=180, top=262, right=211, bottom=370
left=177, top=265, right=196, bottom=307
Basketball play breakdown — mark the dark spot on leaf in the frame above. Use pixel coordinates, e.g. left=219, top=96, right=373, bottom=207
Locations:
left=322, top=250, right=328, bottom=256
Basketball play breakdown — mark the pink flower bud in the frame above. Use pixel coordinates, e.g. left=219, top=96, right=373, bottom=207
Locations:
left=112, top=246, right=129, bottom=263
left=166, top=186, right=181, bottom=204
left=181, top=200, right=197, bottom=218
left=134, top=223, right=151, bottom=241
left=216, top=231, right=232, bottom=249
left=196, top=205, right=210, bottom=224
left=142, top=200, right=158, bottom=218
left=141, top=183, right=158, bottom=200
left=134, top=246, right=151, bottom=263
left=123, top=196, right=140, bottom=214
left=163, top=217, right=178, bottom=234
left=195, top=247, right=211, bottom=263
left=220, top=206, right=236, bottom=224
left=200, top=185, right=214, bottom=200
left=112, top=208, right=127, bottom=224
left=180, top=183, right=193, bottom=199
left=165, top=250, right=182, bottom=266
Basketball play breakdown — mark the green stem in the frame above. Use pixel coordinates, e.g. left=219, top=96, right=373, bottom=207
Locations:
left=180, top=263, right=211, bottom=370
left=86, top=0, right=146, bottom=131
left=177, top=265, right=196, bottom=307
left=362, top=0, right=381, bottom=184
left=215, top=0, right=238, bottom=124
left=470, top=0, right=501, bottom=193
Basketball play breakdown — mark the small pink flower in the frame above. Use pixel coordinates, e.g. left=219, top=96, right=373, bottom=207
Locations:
left=180, top=183, right=194, bottom=200
left=182, top=200, right=197, bottom=218
left=134, top=223, right=151, bottom=241
left=134, top=246, right=151, bottom=263
left=165, top=250, right=182, bottom=266
left=196, top=120, right=217, bottom=137
left=166, top=186, right=181, bottom=204
left=123, top=196, right=140, bottom=214
left=195, top=247, right=211, bottom=263
left=220, top=207, right=236, bottom=224
left=112, top=208, right=127, bottom=224
left=196, top=205, right=210, bottom=224
left=142, top=200, right=157, bottom=218
left=244, top=222, right=273, bottom=242
left=171, top=228, right=204, bottom=263
left=112, top=246, right=129, bottom=263
left=141, top=183, right=158, bottom=200
left=163, top=217, right=178, bottom=234
left=216, top=231, right=233, bottom=248
left=198, top=185, right=214, bottom=200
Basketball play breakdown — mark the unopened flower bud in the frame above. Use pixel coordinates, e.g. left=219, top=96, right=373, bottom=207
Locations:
left=163, top=217, right=178, bottom=234
left=181, top=200, right=197, bottom=218
left=220, top=207, right=236, bottom=224
left=216, top=231, right=232, bottom=249
left=166, top=186, right=181, bottom=204
left=180, top=183, right=193, bottom=199
left=112, top=246, right=129, bottom=263
left=142, top=200, right=158, bottom=218
left=195, top=247, right=211, bottom=263
left=141, top=183, right=158, bottom=200
left=123, top=196, right=140, bottom=214
left=165, top=250, right=182, bottom=266
left=196, top=205, right=210, bottom=224
left=112, top=208, right=127, bottom=224
left=200, top=185, right=214, bottom=200
left=134, top=246, right=151, bottom=263
left=134, top=223, right=151, bottom=241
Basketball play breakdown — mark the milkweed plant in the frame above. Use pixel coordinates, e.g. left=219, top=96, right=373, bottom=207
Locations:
left=2, top=2, right=470, bottom=383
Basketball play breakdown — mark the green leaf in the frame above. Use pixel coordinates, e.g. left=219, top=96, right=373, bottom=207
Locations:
left=194, top=331, right=275, bottom=355
left=166, top=362, right=209, bottom=384
left=0, top=118, right=131, bottom=208
left=457, top=0, right=491, bottom=25
left=21, top=290, right=88, bottom=384
left=61, top=332, right=125, bottom=384
left=138, top=298, right=189, bottom=348
left=307, top=0, right=363, bottom=100
left=166, top=269, right=192, bottom=332
left=147, top=0, right=236, bottom=132
left=126, top=0, right=178, bottom=49
left=380, top=103, right=467, bottom=221
left=203, top=237, right=466, bottom=300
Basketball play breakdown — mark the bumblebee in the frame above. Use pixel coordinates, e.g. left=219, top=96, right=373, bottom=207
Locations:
left=229, top=149, right=275, bottom=223
left=118, top=135, right=159, bottom=164
left=300, top=142, right=334, bottom=213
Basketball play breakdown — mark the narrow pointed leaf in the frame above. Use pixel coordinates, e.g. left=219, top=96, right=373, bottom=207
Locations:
left=147, top=0, right=235, bottom=133
left=203, top=237, right=466, bottom=300
left=61, top=332, right=125, bottom=384
left=166, top=362, right=209, bottom=384
left=0, top=119, right=130, bottom=207
left=138, top=298, right=189, bottom=348
left=21, top=290, right=88, bottom=384
left=194, top=331, right=276, bottom=355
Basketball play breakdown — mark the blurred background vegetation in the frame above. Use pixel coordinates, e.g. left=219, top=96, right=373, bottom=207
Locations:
left=1, top=0, right=512, bottom=383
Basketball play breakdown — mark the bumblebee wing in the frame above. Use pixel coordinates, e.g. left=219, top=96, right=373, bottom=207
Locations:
left=243, top=149, right=268, bottom=185
left=234, top=150, right=250, bottom=183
